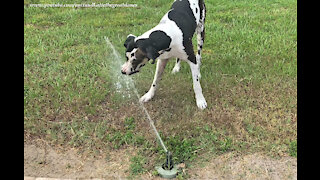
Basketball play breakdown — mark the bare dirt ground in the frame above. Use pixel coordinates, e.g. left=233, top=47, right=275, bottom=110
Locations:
left=24, top=142, right=296, bottom=180
left=189, top=153, right=297, bottom=180
left=24, top=142, right=134, bottom=179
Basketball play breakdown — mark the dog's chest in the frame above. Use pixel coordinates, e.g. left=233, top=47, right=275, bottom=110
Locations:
left=157, top=44, right=188, bottom=60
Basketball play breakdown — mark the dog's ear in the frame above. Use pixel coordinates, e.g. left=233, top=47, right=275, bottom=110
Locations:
left=145, top=46, right=160, bottom=64
left=124, top=34, right=136, bottom=48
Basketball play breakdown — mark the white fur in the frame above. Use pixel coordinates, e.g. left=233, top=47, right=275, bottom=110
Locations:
left=188, top=61, right=207, bottom=109
left=171, top=59, right=181, bottom=74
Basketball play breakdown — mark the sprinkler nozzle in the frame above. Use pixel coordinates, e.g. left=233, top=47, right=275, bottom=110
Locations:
left=163, top=151, right=173, bottom=170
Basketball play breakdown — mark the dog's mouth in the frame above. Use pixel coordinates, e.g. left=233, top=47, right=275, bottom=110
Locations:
left=128, top=70, right=139, bottom=75
left=121, top=68, right=139, bottom=75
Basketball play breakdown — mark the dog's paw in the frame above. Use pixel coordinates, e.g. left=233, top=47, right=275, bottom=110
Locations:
left=196, top=96, right=207, bottom=110
left=171, top=66, right=180, bottom=74
left=139, top=92, right=154, bottom=103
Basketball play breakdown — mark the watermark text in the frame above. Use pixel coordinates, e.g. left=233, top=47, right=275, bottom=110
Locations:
left=28, top=3, right=138, bottom=8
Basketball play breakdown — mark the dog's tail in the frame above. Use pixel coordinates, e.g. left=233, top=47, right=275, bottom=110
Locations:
left=198, top=0, right=206, bottom=42
left=199, top=0, right=206, bottom=22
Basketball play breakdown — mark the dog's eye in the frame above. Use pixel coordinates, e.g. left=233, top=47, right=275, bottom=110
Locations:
left=131, top=53, right=135, bottom=57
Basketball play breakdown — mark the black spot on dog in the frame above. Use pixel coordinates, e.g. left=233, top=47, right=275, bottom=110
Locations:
left=196, top=8, right=198, bottom=13
left=136, top=30, right=171, bottom=61
left=198, top=50, right=201, bottom=55
left=153, top=84, right=156, bottom=87
left=201, top=30, right=205, bottom=42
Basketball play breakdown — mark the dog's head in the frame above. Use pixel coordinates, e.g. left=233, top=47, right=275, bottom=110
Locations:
left=121, top=34, right=159, bottom=75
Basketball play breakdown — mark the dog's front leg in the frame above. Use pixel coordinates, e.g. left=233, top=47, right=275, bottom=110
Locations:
left=140, top=59, right=168, bottom=103
left=188, top=61, right=207, bottom=110
left=172, top=58, right=181, bottom=74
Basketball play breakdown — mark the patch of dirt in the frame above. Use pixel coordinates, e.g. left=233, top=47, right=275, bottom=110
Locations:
left=24, top=142, right=135, bottom=179
left=25, top=142, right=296, bottom=179
left=189, top=152, right=297, bottom=180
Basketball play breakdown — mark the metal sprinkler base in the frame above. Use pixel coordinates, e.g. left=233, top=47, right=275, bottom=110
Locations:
left=155, top=165, right=178, bottom=179
left=155, top=151, right=178, bottom=179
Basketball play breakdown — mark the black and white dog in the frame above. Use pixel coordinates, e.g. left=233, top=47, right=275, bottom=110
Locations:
left=121, top=0, right=207, bottom=110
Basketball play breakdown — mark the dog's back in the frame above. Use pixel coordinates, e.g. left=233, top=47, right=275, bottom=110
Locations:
left=168, top=0, right=205, bottom=39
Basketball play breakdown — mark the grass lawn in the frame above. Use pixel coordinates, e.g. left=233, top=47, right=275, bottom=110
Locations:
left=24, top=0, right=297, bottom=178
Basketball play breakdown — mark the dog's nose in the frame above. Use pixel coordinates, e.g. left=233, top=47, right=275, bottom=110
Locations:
left=121, top=70, right=126, bottom=74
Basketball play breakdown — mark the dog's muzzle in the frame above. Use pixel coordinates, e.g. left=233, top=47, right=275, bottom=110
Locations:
left=121, top=70, right=139, bottom=75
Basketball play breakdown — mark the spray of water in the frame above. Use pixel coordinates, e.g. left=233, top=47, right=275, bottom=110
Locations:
left=103, top=37, right=133, bottom=99
left=104, top=36, right=168, bottom=153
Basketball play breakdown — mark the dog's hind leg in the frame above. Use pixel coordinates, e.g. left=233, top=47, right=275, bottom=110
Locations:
left=171, top=58, right=181, bottom=74
left=140, top=59, right=168, bottom=103
left=188, top=60, right=207, bottom=110
left=185, top=41, right=207, bottom=110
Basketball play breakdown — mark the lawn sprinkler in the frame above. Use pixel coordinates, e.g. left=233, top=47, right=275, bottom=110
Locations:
left=147, top=113, right=178, bottom=179
left=155, top=151, right=179, bottom=179
left=136, top=92, right=179, bottom=178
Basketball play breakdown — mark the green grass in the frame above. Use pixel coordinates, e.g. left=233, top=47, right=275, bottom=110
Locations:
left=289, top=140, right=297, bottom=157
left=24, top=0, right=297, bottom=178
left=130, top=155, right=147, bottom=175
